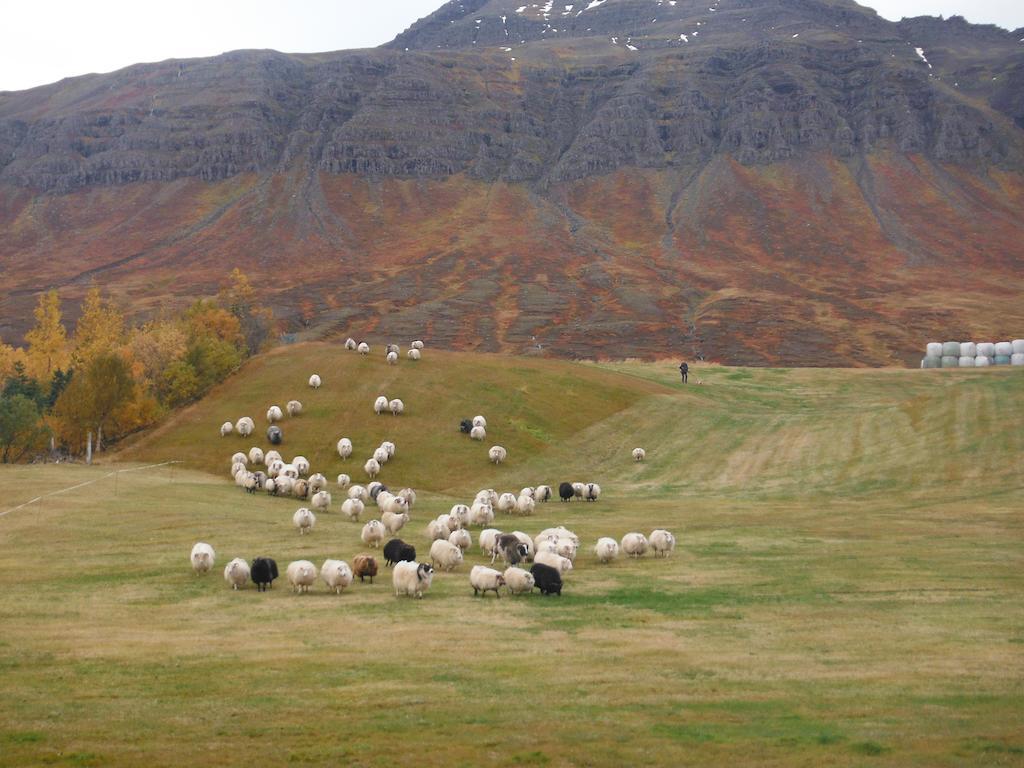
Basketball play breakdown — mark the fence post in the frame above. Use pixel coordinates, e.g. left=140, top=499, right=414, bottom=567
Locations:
left=86, top=432, right=93, bottom=466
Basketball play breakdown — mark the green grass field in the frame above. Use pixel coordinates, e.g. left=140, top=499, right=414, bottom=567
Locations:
left=1, top=344, right=1022, bottom=766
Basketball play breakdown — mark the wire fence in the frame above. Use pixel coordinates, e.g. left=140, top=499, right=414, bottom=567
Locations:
left=0, top=460, right=182, bottom=519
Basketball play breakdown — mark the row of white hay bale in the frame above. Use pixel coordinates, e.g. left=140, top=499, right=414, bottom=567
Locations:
left=921, top=340, right=1024, bottom=369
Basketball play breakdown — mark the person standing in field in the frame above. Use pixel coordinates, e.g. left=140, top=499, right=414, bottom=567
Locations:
left=679, top=361, right=688, bottom=383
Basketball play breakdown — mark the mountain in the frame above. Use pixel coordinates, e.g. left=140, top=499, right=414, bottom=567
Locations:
left=1, top=0, right=1022, bottom=365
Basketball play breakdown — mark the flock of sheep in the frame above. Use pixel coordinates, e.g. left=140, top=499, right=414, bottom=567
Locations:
left=196, top=337, right=672, bottom=599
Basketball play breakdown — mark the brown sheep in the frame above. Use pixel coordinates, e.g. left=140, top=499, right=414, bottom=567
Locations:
left=353, top=554, right=379, bottom=584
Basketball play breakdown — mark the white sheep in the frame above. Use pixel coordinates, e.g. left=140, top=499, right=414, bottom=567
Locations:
left=279, top=463, right=299, bottom=480
left=381, top=495, right=408, bottom=516
left=534, top=550, right=573, bottom=573
left=220, top=421, right=233, bottom=437
left=536, top=527, right=579, bottom=546
left=386, top=351, right=398, bottom=365
left=594, top=537, right=620, bottom=564
left=320, top=559, right=353, bottom=594
left=475, top=489, right=499, bottom=507
left=265, top=450, right=282, bottom=465
left=427, top=517, right=452, bottom=542
left=223, top=558, right=250, bottom=589
left=286, top=400, right=302, bottom=417
left=389, top=398, right=404, bottom=416
left=347, top=484, right=369, bottom=503
left=337, top=438, right=353, bottom=460
left=231, top=461, right=247, bottom=479
left=364, top=458, right=381, bottom=479
left=381, top=441, right=396, bottom=459
left=336, top=473, right=351, bottom=489
left=515, top=494, right=535, bottom=516
left=361, top=520, right=385, bottom=547
left=341, top=498, right=365, bottom=521
left=470, top=566, right=506, bottom=597
left=392, top=561, right=434, bottom=599
left=519, top=487, right=535, bottom=499
left=448, top=504, right=470, bottom=529
left=190, top=542, right=215, bottom=574
left=275, top=476, right=295, bottom=496
left=309, top=473, right=327, bottom=493
left=311, top=490, right=332, bottom=514
left=572, top=482, right=585, bottom=500
left=649, top=529, right=676, bottom=557
left=397, top=487, right=415, bottom=508
left=411, top=340, right=425, bottom=350
left=293, top=507, right=316, bottom=535
left=503, top=566, right=535, bottom=595
left=407, top=348, right=421, bottom=361
left=266, top=405, right=283, bottom=423
left=632, top=447, right=646, bottom=462
left=386, top=343, right=400, bottom=355
left=264, top=478, right=277, bottom=495
left=248, top=447, right=264, bottom=465
left=374, top=396, right=388, bottom=415
left=621, top=532, right=649, bottom=558
left=535, top=485, right=552, bottom=502
left=373, top=446, right=390, bottom=465
left=286, top=560, right=317, bottom=593
left=489, top=446, right=507, bottom=465
left=231, top=451, right=247, bottom=466
left=584, top=483, right=601, bottom=502
left=358, top=342, right=370, bottom=355
left=267, top=459, right=285, bottom=478
left=448, top=528, right=472, bottom=551
left=470, top=425, right=486, bottom=441
left=235, top=417, right=254, bottom=437
left=497, top=492, right=517, bottom=514
left=479, top=528, right=503, bottom=558
left=345, top=338, right=357, bottom=350
left=308, top=374, right=321, bottom=389
left=430, top=539, right=464, bottom=572
left=382, top=510, right=409, bottom=535
left=473, top=415, right=487, bottom=428
left=469, top=500, right=494, bottom=526
left=512, top=531, right=535, bottom=560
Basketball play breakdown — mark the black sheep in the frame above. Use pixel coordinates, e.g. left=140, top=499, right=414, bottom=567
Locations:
left=558, top=482, right=574, bottom=502
left=267, top=426, right=282, bottom=445
left=251, top=557, right=279, bottom=592
left=496, top=534, right=530, bottom=566
left=530, top=563, right=562, bottom=596
left=459, top=419, right=473, bottom=434
left=369, top=484, right=388, bottom=502
left=383, top=538, right=416, bottom=567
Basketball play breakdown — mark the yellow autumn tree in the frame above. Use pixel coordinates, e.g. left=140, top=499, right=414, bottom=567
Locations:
left=0, top=337, right=25, bottom=380
left=23, top=289, right=69, bottom=380
left=218, top=268, right=273, bottom=354
left=72, top=285, right=125, bottom=369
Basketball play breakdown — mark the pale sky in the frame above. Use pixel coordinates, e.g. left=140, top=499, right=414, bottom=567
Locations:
left=2, top=0, right=1021, bottom=93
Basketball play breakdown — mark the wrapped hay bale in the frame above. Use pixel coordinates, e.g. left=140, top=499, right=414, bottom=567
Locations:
left=959, top=341, right=977, bottom=357
left=995, top=341, right=1013, bottom=357
left=1013, top=340, right=1024, bottom=355
left=1011, top=353, right=1024, bottom=366
left=974, top=356, right=992, bottom=368
left=941, top=355, right=960, bottom=368
left=976, top=342, right=996, bottom=357
left=922, top=356, right=942, bottom=369
left=994, top=355, right=1011, bottom=366
left=958, top=356, right=975, bottom=367
left=942, top=341, right=961, bottom=357
left=926, top=342, right=943, bottom=358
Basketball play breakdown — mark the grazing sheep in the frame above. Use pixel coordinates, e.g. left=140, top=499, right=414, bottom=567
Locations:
left=373, top=446, right=390, bottom=465
left=558, top=482, right=574, bottom=501
left=235, top=417, right=254, bottom=437
left=594, top=537, right=620, bottom=564
left=470, top=566, right=506, bottom=597
left=364, top=458, right=381, bottom=479
left=386, top=344, right=400, bottom=355
left=489, top=446, right=507, bottom=465
left=250, top=557, right=278, bottom=591
left=479, top=528, right=503, bottom=558
left=358, top=342, right=370, bottom=355
left=530, top=563, right=563, bottom=596
left=190, top=542, right=215, bottom=574
left=386, top=351, right=398, bottom=365
left=470, top=425, right=486, bottom=441
left=345, top=338, right=357, bottom=350
left=220, top=421, right=233, bottom=437
left=223, top=558, right=250, bottom=590
left=469, top=500, right=495, bottom=527
left=341, top=498, right=365, bottom=521
left=311, top=491, right=331, bottom=514
left=286, top=560, right=317, bottom=593
left=407, top=348, right=421, bottom=361
left=473, top=415, right=487, bottom=429
left=337, top=473, right=351, bottom=489
left=248, top=447, right=265, bottom=465
left=429, top=540, right=464, bottom=572
left=337, top=438, right=353, bottom=460
left=621, top=532, right=649, bottom=558
left=411, top=340, right=424, bottom=350
left=309, top=473, right=327, bottom=493
left=382, top=510, right=410, bottom=535
left=348, top=484, right=369, bottom=503
left=534, top=550, right=573, bottom=573
left=535, top=485, right=552, bottom=503
left=448, top=504, right=470, bottom=530
left=266, top=405, right=283, bottom=423
left=389, top=398, right=404, bottom=416
left=448, top=528, right=472, bottom=551
left=503, top=566, right=535, bottom=595
left=584, top=483, right=601, bottom=502
left=267, top=426, right=282, bottom=445
left=361, top=520, right=385, bottom=547
left=308, top=374, right=321, bottom=389
left=374, top=396, right=389, bottom=415
left=632, top=448, right=646, bottom=462
left=320, top=560, right=353, bottom=594
left=353, top=554, right=379, bottom=583
left=393, top=561, right=434, bottom=598
left=287, top=400, right=302, bottom=418
left=497, top=493, right=517, bottom=514
left=649, top=529, right=676, bottom=557
left=293, top=507, right=316, bottom=535
left=459, top=419, right=473, bottom=434
left=383, top=539, right=417, bottom=567
left=515, top=494, right=535, bottom=516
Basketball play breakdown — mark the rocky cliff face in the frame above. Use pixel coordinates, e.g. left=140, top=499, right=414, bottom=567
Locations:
left=0, top=0, right=1022, bottom=364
